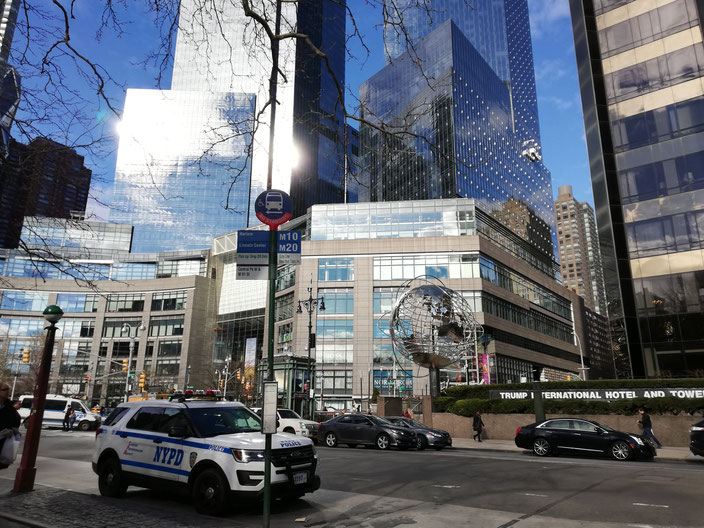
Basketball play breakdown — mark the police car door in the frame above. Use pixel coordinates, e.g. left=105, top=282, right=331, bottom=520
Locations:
left=122, top=406, right=179, bottom=482
left=155, top=408, right=192, bottom=483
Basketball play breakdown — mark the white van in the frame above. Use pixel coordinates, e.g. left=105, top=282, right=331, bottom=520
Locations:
left=18, top=394, right=101, bottom=431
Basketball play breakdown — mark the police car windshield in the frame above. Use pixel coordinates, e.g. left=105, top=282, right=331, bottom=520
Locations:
left=188, top=407, right=261, bottom=437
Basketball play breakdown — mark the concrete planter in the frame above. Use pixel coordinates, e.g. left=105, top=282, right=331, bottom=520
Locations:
left=431, top=412, right=701, bottom=447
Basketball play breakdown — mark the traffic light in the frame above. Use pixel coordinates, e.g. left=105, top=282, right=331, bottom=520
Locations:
left=219, top=378, right=224, bottom=389
left=21, top=349, right=30, bottom=363
left=138, top=372, right=146, bottom=389
left=84, top=375, right=90, bottom=383
left=236, top=369, right=241, bottom=380
left=245, top=381, right=250, bottom=391
left=122, top=359, right=128, bottom=372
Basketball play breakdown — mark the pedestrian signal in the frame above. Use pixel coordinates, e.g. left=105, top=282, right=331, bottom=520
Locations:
left=21, top=349, right=31, bottom=363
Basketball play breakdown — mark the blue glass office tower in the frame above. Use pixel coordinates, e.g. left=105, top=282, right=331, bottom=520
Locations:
left=383, top=0, right=541, bottom=145
left=361, top=19, right=556, bottom=261
left=111, top=0, right=348, bottom=251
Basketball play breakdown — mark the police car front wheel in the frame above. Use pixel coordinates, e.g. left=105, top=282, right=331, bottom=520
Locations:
left=192, top=468, right=230, bottom=516
left=98, top=457, right=128, bottom=498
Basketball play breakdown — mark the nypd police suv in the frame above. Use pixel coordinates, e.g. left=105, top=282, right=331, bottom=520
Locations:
left=92, top=398, right=320, bottom=515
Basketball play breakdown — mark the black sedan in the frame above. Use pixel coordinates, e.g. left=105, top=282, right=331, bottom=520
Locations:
left=515, top=418, right=656, bottom=461
left=386, top=416, right=452, bottom=450
left=691, top=419, right=704, bottom=457
left=319, top=414, right=417, bottom=450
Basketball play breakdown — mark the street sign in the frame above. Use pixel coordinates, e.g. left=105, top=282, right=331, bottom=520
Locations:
left=277, top=230, right=301, bottom=265
left=236, top=265, right=268, bottom=280
left=237, top=230, right=269, bottom=265
left=255, top=189, right=292, bottom=228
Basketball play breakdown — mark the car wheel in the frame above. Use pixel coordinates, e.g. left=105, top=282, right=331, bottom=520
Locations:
left=417, top=436, right=428, bottom=450
left=191, top=468, right=230, bottom=516
left=283, top=427, right=295, bottom=434
left=325, top=432, right=338, bottom=448
left=98, top=456, right=128, bottom=498
left=532, top=437, right=550, bottom=457
left=78, top=421, right=91, bottom=432
left=376, top=433, right=391, bottom=450
left=610, top=441, right=632, bottom=461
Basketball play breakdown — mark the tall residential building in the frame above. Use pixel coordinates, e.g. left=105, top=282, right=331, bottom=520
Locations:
left=360, top=17, right=556, bottom=262
left=111, top=0, right=348, bottom=252
left=554, top=185, right=607, bottom=316
left=0, top=138, right=92, bottom=248
left=569, top=0, right=704, bottom=377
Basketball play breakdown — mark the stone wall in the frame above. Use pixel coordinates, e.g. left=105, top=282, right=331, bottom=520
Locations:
left=429, top=413, right=700, bottom=447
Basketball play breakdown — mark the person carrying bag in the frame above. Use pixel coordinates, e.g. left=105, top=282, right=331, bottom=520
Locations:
left=0, top=381, right=21, bottom=469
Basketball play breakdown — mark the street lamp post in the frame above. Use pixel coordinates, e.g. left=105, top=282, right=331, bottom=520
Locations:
left=296, top=287, right=325, bottom=419
left=575, top=333, right=589, bottom=381
left=14, top=305, right=63, bottom=493
left=121, top=323, right=145, bottom=403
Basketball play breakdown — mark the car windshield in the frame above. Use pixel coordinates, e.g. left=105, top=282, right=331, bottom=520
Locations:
left=187, top=406, right=262, bottom=437
left=278, top=409, right=300, bottom=419
left=407, top=420, right=426, bottom=428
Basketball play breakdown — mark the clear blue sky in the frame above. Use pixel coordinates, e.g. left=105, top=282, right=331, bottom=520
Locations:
left=55, top=1, right=591, bottom=221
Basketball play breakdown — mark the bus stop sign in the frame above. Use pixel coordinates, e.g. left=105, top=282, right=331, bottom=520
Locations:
left=255, top=190, right=292, bottom=228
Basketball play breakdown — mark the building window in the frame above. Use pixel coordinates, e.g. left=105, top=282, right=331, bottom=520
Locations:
left=0, top=291, right=50, bottom=311
left=56, top=293, right=99, bottom=313
left=148, top=316, right=184, bottom=337
left=151, top=290, right=188, bottom=311
left=275, top=293, right=294, bottom=322
left=318, top=289, right=353, bottom=314
left=275, top=265, right=296, bottom=292
left=373, top=288, right=398, bottom=315
left=316, top=319, right=353, bottom=339
left=157, top=340, right=182, bottom=357
left=318, top=258, right=354, bottom=281
left=107, top=294, right=145, bottom=313
left=102, top=319, right=144, bottom=338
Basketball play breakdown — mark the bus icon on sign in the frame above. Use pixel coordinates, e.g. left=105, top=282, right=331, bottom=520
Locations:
left=265, top=191, right=283, bottom=212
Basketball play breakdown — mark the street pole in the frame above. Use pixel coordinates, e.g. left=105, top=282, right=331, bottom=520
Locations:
left=296, top=286, right=325, bottom=420
left=124, top=333, right=134, bottom=403
left=223, top=365, right=229, bottom=399
left=575, top=333, right=589, bottom=381
left=14, top=305, right=63, bottom=493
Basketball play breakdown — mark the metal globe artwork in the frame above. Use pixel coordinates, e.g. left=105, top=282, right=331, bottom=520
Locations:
left=389, top=277, right=483, bottom=369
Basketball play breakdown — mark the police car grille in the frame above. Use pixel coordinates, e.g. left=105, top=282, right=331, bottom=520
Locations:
left=271, top=446, right=314, bottom=467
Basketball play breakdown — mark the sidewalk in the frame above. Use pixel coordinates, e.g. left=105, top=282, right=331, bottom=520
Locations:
left=451, top=436, right=702, bottom=462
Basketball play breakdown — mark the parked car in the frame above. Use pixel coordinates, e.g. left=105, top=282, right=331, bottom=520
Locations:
left=250, top=408, right=319, bottom=443
left=18, top=394, right=101, bottom=431
left=386, top=416, right=452, bottom=450
left=515, top=418, right=656, bottom=461
left=319, top=414, right=416, bottom=450
left=690, top=418, right=704, bottom=457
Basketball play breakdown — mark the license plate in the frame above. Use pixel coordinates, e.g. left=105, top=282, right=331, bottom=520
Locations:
left=293, top=472, right=308, bottom=485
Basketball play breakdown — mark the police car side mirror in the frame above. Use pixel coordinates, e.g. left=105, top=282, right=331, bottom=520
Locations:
left=168, top=426, right=188, bottom=438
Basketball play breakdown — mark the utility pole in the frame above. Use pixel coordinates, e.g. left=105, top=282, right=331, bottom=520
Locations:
left=121, top=323, right=145, bottom=403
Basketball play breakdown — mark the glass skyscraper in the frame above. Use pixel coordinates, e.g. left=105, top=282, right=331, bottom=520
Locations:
left=570, top=0, right=704, bottom=377
left=360, top=17, right=556, bottom=262
left=111, top=0, right=348, bottom=251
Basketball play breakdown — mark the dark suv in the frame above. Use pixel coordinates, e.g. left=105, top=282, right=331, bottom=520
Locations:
left=690, top=419, right=704, bottom=457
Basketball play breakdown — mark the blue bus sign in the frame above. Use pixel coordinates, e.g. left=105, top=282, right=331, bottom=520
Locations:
left=278, top=231, right=301, bottom=265
left=255, top=189, right=292, bottom=228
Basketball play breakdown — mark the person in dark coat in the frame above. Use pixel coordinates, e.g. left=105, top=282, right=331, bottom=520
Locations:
left=472, top=411, right=485, bottom=442
left=0, top=381, right=21, bottom=469
left=637, top=408, right=662, bottom=448
left=63, top=407, right=72, bottom=432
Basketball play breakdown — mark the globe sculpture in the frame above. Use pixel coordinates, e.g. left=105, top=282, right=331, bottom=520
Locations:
left=389, top=277, right=483, bottom=370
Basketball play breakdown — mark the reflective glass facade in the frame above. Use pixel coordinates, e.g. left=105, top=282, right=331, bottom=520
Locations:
left=111, top=90, right=255, bottom=252
left=569, top=0, right=704, bottom=376
left=360, top=20, right=556, bottom=259
left=383, top=0, right=541, bottom=143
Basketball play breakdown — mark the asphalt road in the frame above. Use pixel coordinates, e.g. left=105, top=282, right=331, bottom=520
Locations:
left=1, top=429, right=703, bottom=527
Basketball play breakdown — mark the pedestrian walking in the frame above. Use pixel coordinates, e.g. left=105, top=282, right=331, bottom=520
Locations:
left=404, top=409, right=410, bottom=418
left=637, top=408, right=662, bottom=448
left=0, top=381, right=21, bottom=469
left=473, top=411, right=485, bottom=442
left=62, top=407, right=72, bottom=431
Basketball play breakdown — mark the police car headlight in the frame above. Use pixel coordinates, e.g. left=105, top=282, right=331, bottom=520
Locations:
left=231, top=449, right=265, bottom=463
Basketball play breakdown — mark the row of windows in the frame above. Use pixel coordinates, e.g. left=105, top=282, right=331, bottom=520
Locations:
left=611, top=94, right=704, bottom=152
left=626, top=210, right=704, bottom=258
left=318, top=289, right=353, bottom=314
left=1, top=290, right=189, bottom=314
left=314, top=369, right=354, bottom=393
left=605, top=43, right=704, bottom=105
left=634, top=270, right=704, bottom=317
left=0, top=292, right=50, bottom=311
left=598, top=0, right=698, bottom=59
left=618, top=149, right=704, bottom=204
left=318, top=258, right=354, bottom=281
